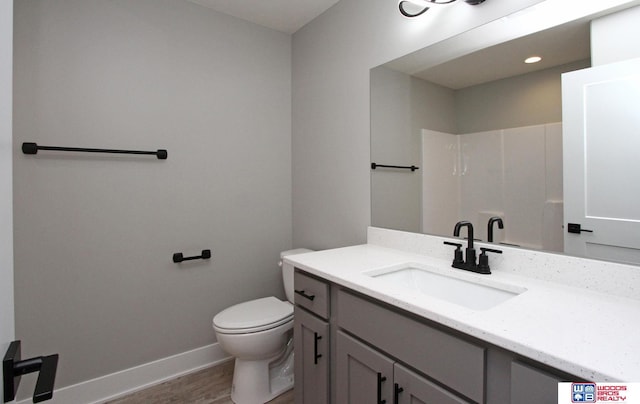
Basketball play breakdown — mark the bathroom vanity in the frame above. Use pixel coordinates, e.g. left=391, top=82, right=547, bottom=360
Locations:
left=290, top=227, right=640, bottom=403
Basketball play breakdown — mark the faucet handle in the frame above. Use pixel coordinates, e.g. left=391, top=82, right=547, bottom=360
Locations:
left=444, top=241, right=464, bottom=266
left=478, top=247, right=502, bottom=274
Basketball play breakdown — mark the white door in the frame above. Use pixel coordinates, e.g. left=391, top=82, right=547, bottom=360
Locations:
left=563, top=57, right=640, bottom=264
left=1, top=0, right=15, bottom=397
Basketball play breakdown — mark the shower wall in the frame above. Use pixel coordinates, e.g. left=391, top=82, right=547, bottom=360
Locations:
left=422, top=122, right=564, bottom=251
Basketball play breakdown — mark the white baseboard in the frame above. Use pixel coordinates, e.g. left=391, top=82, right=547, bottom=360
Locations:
left=16, top=343, right=231, bottom=404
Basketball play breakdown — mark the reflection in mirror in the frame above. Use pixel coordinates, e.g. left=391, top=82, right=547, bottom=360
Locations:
left=371, top=24, right=589, bottom=251
left=370, top=2, right=640, bottom=263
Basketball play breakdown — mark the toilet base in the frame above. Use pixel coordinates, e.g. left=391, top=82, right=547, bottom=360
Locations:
left=230, top=346, right=294, bottom=404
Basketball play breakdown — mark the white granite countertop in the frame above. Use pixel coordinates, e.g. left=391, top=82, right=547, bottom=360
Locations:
left=286, top=242, right=640, bottom=382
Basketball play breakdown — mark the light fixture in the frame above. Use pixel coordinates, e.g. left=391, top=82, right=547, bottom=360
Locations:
left=524, top=56, right=542, bottom=64
left=399, top=0, right=486, bottom=18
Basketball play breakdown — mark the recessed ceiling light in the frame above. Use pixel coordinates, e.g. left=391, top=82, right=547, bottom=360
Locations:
left=524, top=56, right=542, bottom=64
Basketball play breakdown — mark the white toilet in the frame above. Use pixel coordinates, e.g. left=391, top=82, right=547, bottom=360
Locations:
left=213, top=249, right=312, bottom=404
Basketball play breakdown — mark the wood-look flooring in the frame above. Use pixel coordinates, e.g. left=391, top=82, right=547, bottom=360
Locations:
left=105, top=360, right=294, bottom=404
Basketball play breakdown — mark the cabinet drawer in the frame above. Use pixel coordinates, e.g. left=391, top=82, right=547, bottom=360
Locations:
left=294, top=270, right=330, bottom=319
left=338, top=290, right=485, bottom=403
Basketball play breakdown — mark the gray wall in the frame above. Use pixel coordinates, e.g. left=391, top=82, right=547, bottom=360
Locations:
left=291, top=0, right=545, bottom=250
left=456, top=59, right=591, bottom=133
left=13, top=0, right=292, bottom=389
left=370, top=66, right=455, bottom=232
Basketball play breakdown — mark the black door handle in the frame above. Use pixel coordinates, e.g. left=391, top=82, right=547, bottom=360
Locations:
left=567, top=223, right=594, bottom=234
left=34, top=354, right=59, bottom=403
left=3, top=340, right=59, bottom=403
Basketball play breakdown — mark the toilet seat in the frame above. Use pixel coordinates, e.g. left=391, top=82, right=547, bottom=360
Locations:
left=213, top=296, right=293, bottom=334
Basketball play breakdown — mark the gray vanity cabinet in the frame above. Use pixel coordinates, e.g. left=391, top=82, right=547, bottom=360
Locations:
left=337, top=289, right=483, bottom=403
left=294, top=268, right=579, bottom=404
left=293, top=271, right=331, bottom=404
left=337, top=330, right=471, bottom=404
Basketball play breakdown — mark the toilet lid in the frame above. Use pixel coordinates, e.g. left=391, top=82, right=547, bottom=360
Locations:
left=213, top=297, right=293, bottom=333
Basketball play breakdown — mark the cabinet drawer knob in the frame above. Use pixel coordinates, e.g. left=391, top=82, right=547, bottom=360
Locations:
left=295, top=289, right=316, bottom=301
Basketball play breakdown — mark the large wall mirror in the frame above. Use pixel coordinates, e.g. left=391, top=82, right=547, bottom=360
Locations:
left=371, top=1, right=640, bottom=264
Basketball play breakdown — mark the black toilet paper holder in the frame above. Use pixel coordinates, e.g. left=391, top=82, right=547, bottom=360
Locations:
left=173, top=249, right=212, bottom=263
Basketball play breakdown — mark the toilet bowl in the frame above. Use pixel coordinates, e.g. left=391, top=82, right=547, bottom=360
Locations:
left=212, top=249, right=312, bottom=404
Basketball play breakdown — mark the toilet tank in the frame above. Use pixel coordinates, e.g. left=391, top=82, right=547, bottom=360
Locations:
left=280, top=249, right=313, bottom=303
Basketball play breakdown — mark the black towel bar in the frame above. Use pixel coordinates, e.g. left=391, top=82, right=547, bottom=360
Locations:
left=371, top=162, right=419, bottom=171
left=22, top=142, right=167, bottom=160
left=173, top=249, right=211, bottom=263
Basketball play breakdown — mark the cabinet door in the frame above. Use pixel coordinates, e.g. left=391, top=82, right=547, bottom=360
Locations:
left=394, top=363, right=472, bottom=404
left=294, top=307, right=329, bottom=404
left=510, top=361, right=562, bottom=404
left=336, top=331, right=394, bottom=404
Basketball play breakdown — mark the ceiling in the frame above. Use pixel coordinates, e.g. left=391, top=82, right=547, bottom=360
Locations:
left=186, top=0, right=592, bottom=86
left=186, top=0, right=341, bottom=34
left=412, top=20, right=591, bottom=89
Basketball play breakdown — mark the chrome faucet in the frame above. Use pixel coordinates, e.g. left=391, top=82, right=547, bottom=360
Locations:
left=487, top=217, right=504, bottom=243
left=445, top=220, right=502, bottom=274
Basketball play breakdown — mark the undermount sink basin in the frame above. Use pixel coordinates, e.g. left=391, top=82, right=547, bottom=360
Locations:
left=366, top=264, right=526, bottom=310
